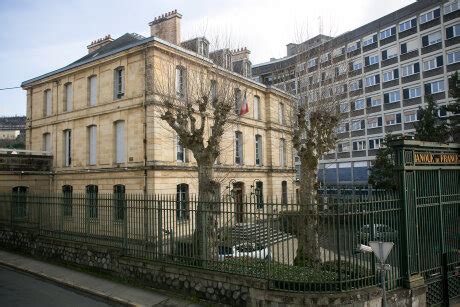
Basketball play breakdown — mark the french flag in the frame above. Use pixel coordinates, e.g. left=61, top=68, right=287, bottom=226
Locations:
left=240, top=91, right=249, bottom=116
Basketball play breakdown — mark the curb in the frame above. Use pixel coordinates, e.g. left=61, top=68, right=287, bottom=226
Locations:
left=0, top=260, right=138, bottom=306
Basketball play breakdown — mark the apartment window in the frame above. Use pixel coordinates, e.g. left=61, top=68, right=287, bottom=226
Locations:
left=382, top=46, right=398, bottom=61
left=235, top=131, right=243, bottom=165
left=366, top=96, right=382, bottom=107
left=347, top=41, right=360, bottom=53
left=44, top=89, right=52, bottom=117
left=320, top=53, right=331, bottom=63
left=253, top=95, right=260, bottom=120
left=337, top=65, right=347, bottom=76
left=420, top=8, right=440, bottom=24
left=365, top=54, right=379, bottom=66
left=385, top=113, right=402, bottom=125
left=114, top=120, right=125, bottom=164
left=448, top=50, right=460, bottom=64
left=349, top=80, right=363, bottom=91
left=335, top=83, right=347, bottom=95
left=339, top=101, right=349, bottom=113
left=255, top=181, right=264, bottom=209
left=88, top=125, right=97, bottom=165
left=88, top=75, right=97, bottom=106
left=62, top=185, right=73, bottom=217
left=403, top=86, right=422, bottom=99
left=307, top=58, right=317, bottom=68
left=63, top=129, right=71, bottom=167
left=404, top=109, right=418, bottom=123
left=365, top=75, right=380, bottom=87
left=379, top=27, right=396, bottom=40
left=333, top=46, right=345, bottom=57
left=446, top=24, right=460, bottom=39
left=12, top=186, right=28, bottom=218
left=352, top=140, right=366, bottom=151
left=64, top=83, right=73, bottom=112
left=351, top=119, right=365, bottom=131
left=423, top=55, right=444, bottom=71
left=422, top=31, right=442, bottom=47
left=176, top=135, right=186, bottom=162
left=383, top=69, right=399, bottom=82
left=399, top=18, right=417, bottom=32
left=352, top=60, right=362, bottom=71
left=384, top=90, right=401, bottom=104
left=255, top=135, right=262, bottom=166
left=368, top=138, right=383, bottom=149
left=425, top=80, right=445, bottom=94
left=362, top=34, right=377, bottom=47
left=234, top=88, right=242, bottom=114
left=42, top=133, right=51, bottom=153
left=444, top=1, right=460, bottom=15
left=400, top=39, right=418, bottom=54
left=439, top=105, right=448, bottom=117
left=278, top=102, right=285, bottom=124
left=279, top=138, right=286, bottom=167
left=401, top=62, right=420, bottom=77
left=114, top=67, right=125, bottom=99
left=354, top=99, right=365, bottom=110
left=337, top=141, right=350, bottom=152
left=281, top=181, right=288, bottom=205
left=367, top=116, right=382, bottom=128
left=86, top=185, right=98, bottom=219
left=337, top=122, right=350, bottom=133
left=175, top=66, right=186, bottom=98
left=113, top=185, right=126, bottom=220
left=176, top=184, right=189, bottom=220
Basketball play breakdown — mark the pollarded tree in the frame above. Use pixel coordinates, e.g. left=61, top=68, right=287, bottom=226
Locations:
left=414, top=95, right=449, bottom=142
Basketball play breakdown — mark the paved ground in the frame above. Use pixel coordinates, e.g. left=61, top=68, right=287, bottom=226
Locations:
left=0, top=250, right=202, bottom=307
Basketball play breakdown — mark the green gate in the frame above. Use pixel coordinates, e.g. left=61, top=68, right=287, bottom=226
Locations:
left=393, top=140, right=460, bottom=306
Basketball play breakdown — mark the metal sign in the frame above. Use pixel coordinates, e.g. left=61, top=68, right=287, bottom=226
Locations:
left=369, top=241, right=394, bottom=263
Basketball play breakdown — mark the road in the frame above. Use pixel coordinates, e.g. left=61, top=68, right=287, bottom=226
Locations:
left=0, top=265, right=119, bottom=307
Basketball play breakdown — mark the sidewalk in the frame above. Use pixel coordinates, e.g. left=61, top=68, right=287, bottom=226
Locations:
left=0, top=250, right=202, bottom=307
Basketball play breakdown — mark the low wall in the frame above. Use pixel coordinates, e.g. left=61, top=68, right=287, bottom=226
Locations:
left=0, top=227, right=425, bottom=306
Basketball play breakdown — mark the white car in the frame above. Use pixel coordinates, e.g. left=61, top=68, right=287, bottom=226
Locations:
left=218, top=243, right=271, bottom=261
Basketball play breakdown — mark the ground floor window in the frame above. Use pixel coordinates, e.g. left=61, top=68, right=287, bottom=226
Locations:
left=176, top=184, right=189, bottom=220
left=113, top=184, right=126, bottom=221
left=12, top=186, right=28, bottom=218
left=86, top=185, right=98, bottom=219
left=62, top=185, right=73, bottom=216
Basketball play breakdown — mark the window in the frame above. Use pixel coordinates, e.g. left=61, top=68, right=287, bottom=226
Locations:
left=439, top=105, right=448, bottom=117
left=114, top=67, right=125, bottom=99
left=365, top=54, right=379, bottom=66
left=347, top=41, right=360, bottom=53
left=445, top=1, right=460, bottom=15
left=380, top=27, right=396, bottom=40
left=253, top=95, right=260, bottom=120
left=366, top=96, right=382, bottom=107
left=337, top=122, right=349, bottom=133
left=281, top=181, right=288, bottom=205
left=404, top=109, right=418, bottom=123
left=384, top=90, right=401, bottom=104
left=255, top=181, right=264, bottom=209
left=365, top=75, right=380, bottom=87
left=235, top=131, right=243, bottom=165
left=12, top=186, right=28, bottom=218
left=352, top=140, right=366, bottom=151
left=423, top=55, right=443, bottom=71
left=307, top=58, right=317, bottom=68
left=354, top=99, right=365, bottom=110
left=399, top=18, right=417, bottom=32
left=383, top=69, right=399, bottom=82
left=88, top=125, right=97, bottom=165
left=367, top=116, right=382, bottom=128
left=362, top=34, right=377, bottom=47
left=63, top=129, right=71, bottom=167
left=425, top=80, right=445, bottom=94
left=320, top=53, right=331, bottom=63
left=64, top=83, right=73, bottom=112
left=368, top=138, right=383, bottom=149
left=279, top=138, right=286, bottom=167
left=86, top=185, right=98, bottom=219
left=176, top=135, right=186, bottom=162
left=446, top=24, right=460, bottom=39
left=351, top=119, right=365, bottom=131
left=234, top=88, right=242, bottom=114
left=255, top=135, right=262, bottom=166
left=352, top=60, right=362, bottom=71
left=401, top=62, right=420, bottom=77
left=333, top=46, right=345, bottom=57
left=176, top=184, right=189, bottom=220
left=294, top=155, right=300, bottom=180
left=42, top=133, right=51, bottom=153
left=175, top=66, right=186, bottom=98
left=382, top=46, right=398, bottom=61
left=113, top=185, right=126, bottom=221
left=278, top=102, right=285, bottom=124
left=337, top=142, right=350, bottom=152
left=115, top=120, right=125, bottom=164
left=88, top=75, right=97, bottom=106
left=339, top=101, right=349, bottom=113
left=448, top=50, right=460, bottom=64
left=400, top=39, right=418, bottom=54
left=349, top=80, right=363, bottom=91
left=422, top=31, right=442, bottom=47
left=385, top=113, right=402, bottom=125
left=44, top=89, right=52, bottom=116
left=403, top=86, right=422, bottom=99
left=62, top=185, right=73, bottom=217
left=420, top=8, right=440, bottom=24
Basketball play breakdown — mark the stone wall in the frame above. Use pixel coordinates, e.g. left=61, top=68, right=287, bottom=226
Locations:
left=0, top=227, right=426, bottom=306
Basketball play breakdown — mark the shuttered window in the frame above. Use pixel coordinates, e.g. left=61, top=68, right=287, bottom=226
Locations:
left=64, top=83, right=73, bottom=112
left=115, top=121, right=125, bottom=164
left=88, top=125, right=97, bottom=165
left=63, top=130, right=71, bottom=167
left=114, top=67, right=125, bottom=99
left=44, top=90, right=52, bottom=116
left=89, top=76, right=97, bottom=106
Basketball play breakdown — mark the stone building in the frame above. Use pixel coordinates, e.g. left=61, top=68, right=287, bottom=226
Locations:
left=19, top=10, right=295, bottom=206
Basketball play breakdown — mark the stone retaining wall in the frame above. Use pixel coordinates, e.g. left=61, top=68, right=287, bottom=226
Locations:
left=0, top=227, right=425, bottom=306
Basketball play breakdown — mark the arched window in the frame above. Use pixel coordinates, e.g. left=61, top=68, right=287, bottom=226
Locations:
left=12, top=186, right=28, bottom=218
left=62, top=185, right=73, bottom=216
left=113, top=185, right=126, bottom=220
left=86, top=185, right=98, bottom=218
left=176, top=184, right=189, bottom=220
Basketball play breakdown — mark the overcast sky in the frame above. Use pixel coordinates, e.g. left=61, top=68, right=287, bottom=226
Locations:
left=0, top=0, right=415, bottom=116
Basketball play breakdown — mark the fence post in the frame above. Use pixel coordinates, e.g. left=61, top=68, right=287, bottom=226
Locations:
left=123, top=197, right=128, bottom=254
left=157, top=200, right=163, bottom=259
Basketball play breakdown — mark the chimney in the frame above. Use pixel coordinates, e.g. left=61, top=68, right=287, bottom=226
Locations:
left=230, top=47, right=252, bottom=78
left=87, top=35, right=114, bottom=53
left=149, top=10, right=182, bottom=45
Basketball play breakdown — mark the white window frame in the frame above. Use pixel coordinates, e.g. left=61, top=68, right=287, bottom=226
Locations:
left=339, top=101, right=349, bottom=113
left=349, top=80, right=361, bottom=91
left=337, top=122, right=349, bottom=133
left=370, top=97, right=382, bottom=107
left=423, top=56, right=443, bottom=71
left=387, top=90, right=401, bottom=103
left=365, top=75, right=378, bottom=87
left=428, top=80, right=445, bottom=94
left=385, top=113, right=400, bottom=126
left=352, top=140, right=366, bottom=151
left=362, top=34, right=376, bottom=47
left=347, top=41, right=359, bottom=53
left=355, top=99, right=365, bottom=110
left=404, top=110, right=418, bottom=123
left=368, top=138, right=383, bottom=149
left=351, top=119, right=364, bottom=131
left=380, top=27, right=395, bottom=40
left=408, top=86, right=421, bottom=99
left=399, top=18, right=416, bottom=32
left=114, top=67, right=125, bottom=99
left=420, top=8, right=440, bottom=24
left=338, top=142, right=350, bottom=152
left=307, top=58, right=317, bottom=68
left=176, top=135, right=186, bottom=162
left=401, top=62, right=418, bottom=77
left=255, top=135, right=262, bottom=166
left=367, top=117, right=380, bottom=128
left=426, top=31, right=442, bottom=46
left=175, top=66, right=186, bottom=98
left=64, top=129, right=71, bottom=167
left=353, top=61, right=363, bottom=71
left=444, top=1, right=460, bottom=15
left=383, top=70, right=396, bottom=82
left=368, top=54, right=379, bottom=66
left=447, top=50, right=460, bottom=64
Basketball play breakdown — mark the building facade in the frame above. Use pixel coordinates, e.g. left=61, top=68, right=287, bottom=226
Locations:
left=20, top=10, right=295, bottom=205
left=252, top=0, right=460, bottom=186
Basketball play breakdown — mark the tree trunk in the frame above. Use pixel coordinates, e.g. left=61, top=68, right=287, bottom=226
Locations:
left=295, top=158, right=321, bottom=267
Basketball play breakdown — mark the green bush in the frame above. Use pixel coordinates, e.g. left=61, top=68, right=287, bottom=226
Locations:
left=321, top=260, right=371, bottom=279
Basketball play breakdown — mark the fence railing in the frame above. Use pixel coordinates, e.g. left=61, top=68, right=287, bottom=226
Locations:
left=0, top=191, right=403, bottom=292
